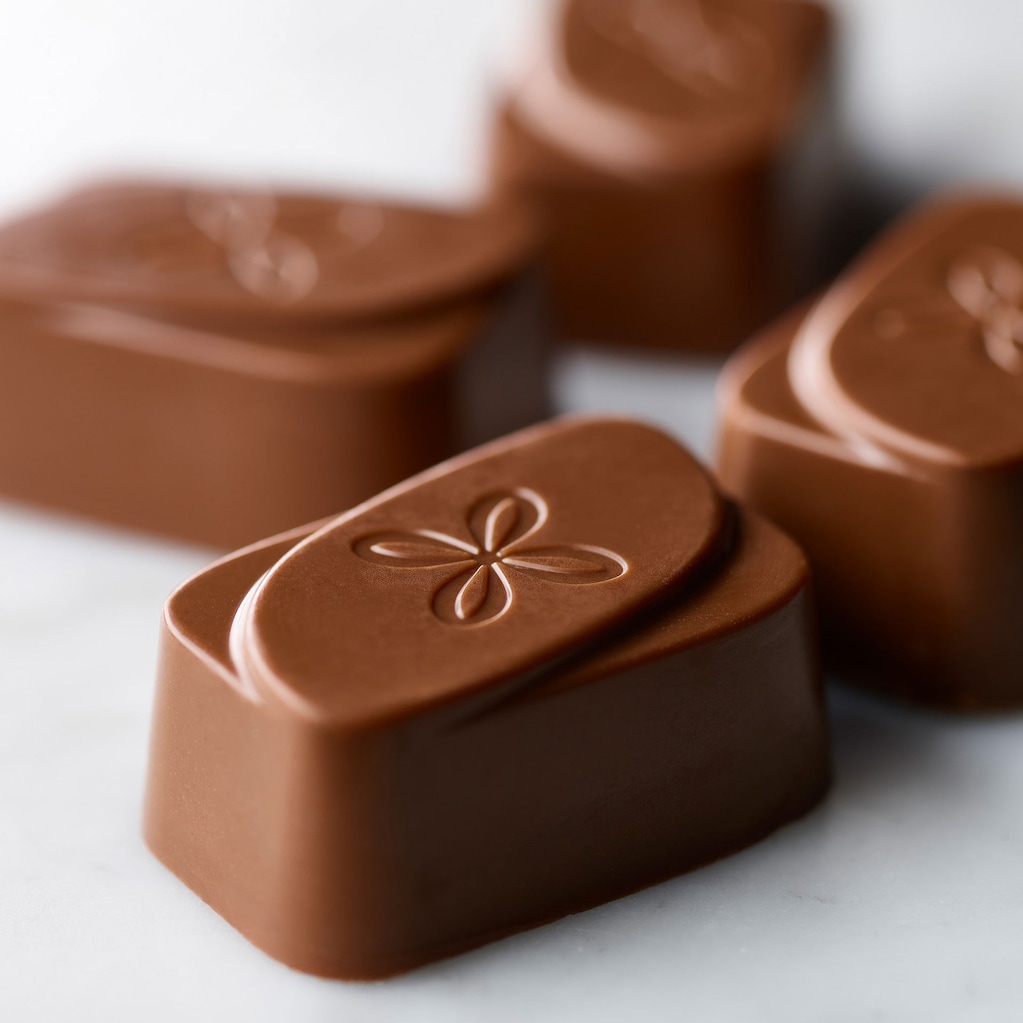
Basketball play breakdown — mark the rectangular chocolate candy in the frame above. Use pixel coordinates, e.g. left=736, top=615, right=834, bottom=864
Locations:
left=717, top=195, right=1023, bottom=708
left=0, top=182, right=548, bottom=548
left=144, top=416, right=828, bottom=978
left=489, top=0, right=833, bottom=351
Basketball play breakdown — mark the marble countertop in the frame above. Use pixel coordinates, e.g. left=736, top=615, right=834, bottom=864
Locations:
left=4, top=1, right=1023, bottom=1020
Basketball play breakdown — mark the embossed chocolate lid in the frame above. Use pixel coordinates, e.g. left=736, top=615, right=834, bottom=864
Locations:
left=512, top=0, right=828, bottom=174
left=788, top=195, right=1023, bottom=468
left=0, top=181, right=537, bottom=323
left=229, top=417, right=726, bottom=726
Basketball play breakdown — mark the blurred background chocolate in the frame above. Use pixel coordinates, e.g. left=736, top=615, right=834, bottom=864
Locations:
left=0, top=181, right=549, bottom=548
left=716, top=194, right=1023, bottom=709
left=490, top=0, right=834, bottom=352
left=145, top=417, right=828, bottom=978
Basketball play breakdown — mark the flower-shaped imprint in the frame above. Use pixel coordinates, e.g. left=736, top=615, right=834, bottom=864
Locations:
left=872, top=248, right=1023, bottom=374
left=586, top=0, right=769, bottom=103
left=137, top=191, right=387, bottom=305
left=947, top=247, right=1023, bottom=372
left=353, top=489, right=628, bottom=626
left=186, top=191, right=320, bottom=304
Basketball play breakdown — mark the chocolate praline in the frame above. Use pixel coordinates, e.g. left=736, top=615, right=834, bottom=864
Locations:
left=717, top=194, right=1023, bottom=709
left=0, top=181, right=548, bottom=547
left=489, top=0, right=833, bottom=351
left=145, top=416, right=829, bottom=978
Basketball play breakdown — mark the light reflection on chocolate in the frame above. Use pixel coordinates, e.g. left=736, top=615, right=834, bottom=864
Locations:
left=585, top=0, right=770, bottom=104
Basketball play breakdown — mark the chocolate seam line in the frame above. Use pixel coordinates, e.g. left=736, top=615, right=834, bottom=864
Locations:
left=20, top=296, right=483, bottom=384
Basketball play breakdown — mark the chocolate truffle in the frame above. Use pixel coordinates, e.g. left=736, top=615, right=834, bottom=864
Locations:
left=144, top=416, right=829, bottom=979
left=717, top=194, right=1023, bottom=709
left=489, top=0, right=832, bottom=351
left=0, top=182, right=548, bottom=548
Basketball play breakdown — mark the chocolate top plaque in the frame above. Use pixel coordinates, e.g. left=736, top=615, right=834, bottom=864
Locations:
left=513, top=0, right=828, bottom=174
left=231, top=417, right=725, bottom=725
left=788, top=195, right=1023, bottom=468
left=0, top=182, right=535, bottom=324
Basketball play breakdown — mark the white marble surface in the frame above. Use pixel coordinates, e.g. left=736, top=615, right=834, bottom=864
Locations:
left=4, top=1, right=1023, bottom=1020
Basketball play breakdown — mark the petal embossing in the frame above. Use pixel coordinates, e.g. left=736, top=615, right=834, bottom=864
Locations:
left=186, top=189, right=321, bottom=303
left=353, top=530, right=476, bottom=569
left=433, top=563, right=513, bottom=626
left=228, top=234, right=319, bottom=303
left=946, top=249, right=1023, bottom=372
left=948, top=248, right=1023, bottom=320
left=336, top=203, right=385, bottom=249
left=455, top=565, right=490, bottom=621
left=352, top=489, right=625, bottom=626
left=587, top=0, right=767, bottom=101
left=187, top=190, right=278, bottom=248
left=468, top=489, right=547, bottom=553
left=484, top=497, right=520, bottom=553
left=503, top=545, right=628, bottom=585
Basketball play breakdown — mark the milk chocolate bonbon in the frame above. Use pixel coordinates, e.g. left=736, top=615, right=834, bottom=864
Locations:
left=144, top=416, right=829, bottom=978
left=0, top=182, right=547, bottom=548
left=490, top=0, right=832, bottom=351
left=717, top=195, right=1023, bottom=709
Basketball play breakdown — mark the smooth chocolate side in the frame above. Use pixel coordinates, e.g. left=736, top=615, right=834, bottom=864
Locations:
left=0, top=298, right=470, bottom=547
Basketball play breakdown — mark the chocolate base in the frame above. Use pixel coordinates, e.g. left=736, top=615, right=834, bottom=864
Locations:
left=144, top=500, right=827, bottom=978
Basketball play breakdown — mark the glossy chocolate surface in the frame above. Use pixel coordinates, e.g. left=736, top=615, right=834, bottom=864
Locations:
left=717, top=195, right=1023, bottom=708
left=490, top=0, right=831, bottom=351
left=554, top=0, right=827, bottom=171
left=237, top=419, right=723, bottom=723
left=0, top=182, right=548, bottom=547
left=0, top=182, right=535, bottom=324
left=145, top=417, right=828, bottom=978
